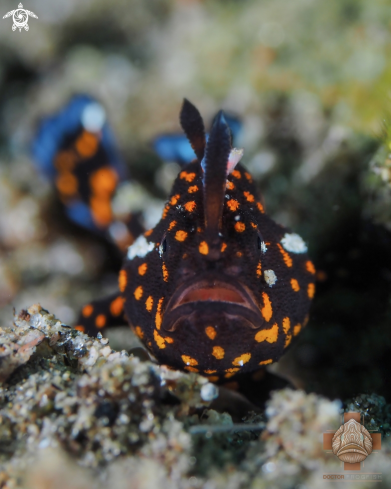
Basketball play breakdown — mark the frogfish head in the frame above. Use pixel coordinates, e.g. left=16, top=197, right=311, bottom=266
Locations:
left=123, top=99, right=315, bottom=381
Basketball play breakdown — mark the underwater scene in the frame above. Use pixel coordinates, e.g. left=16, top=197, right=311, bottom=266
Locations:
left=1, top=0, right=391, bottom=487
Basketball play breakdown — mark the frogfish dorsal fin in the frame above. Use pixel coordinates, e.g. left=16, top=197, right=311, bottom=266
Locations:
left=179, top=98, right=206, bottom=162
left=202, top=110, right=231, bottom=245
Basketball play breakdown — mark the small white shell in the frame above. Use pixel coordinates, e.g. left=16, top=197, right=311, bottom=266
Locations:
left=281, top=233, right=308, bottom=254
left=264, top=269, right=277, bottom=287
left=127, top=235, right=155, bottom=260
left=200, top=383, right=219, bottom=402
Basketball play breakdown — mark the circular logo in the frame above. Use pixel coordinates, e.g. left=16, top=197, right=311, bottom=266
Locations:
left=12, top=8, right=28, bottom=30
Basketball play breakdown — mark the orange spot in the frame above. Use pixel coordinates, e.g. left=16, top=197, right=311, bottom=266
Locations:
left=175, top=230, right=188, bottom=242
left=307, top=283, right=315, bottom=299
left=162, top=263, right=169, bottom=282
left=82, top=304, right=93, bottom=317
left=243, top=191, right=255, bottom=202
left=285, top=334, right=292, bottom=348
left=235, top=222, right=245, bottom=233
left=293, top=324, right=302, bottom=336
left=227, top=199, right=240, bottom=211
left=259, top=359, right=273, bottom=366
left=221, top=242, right=227, bottom=252
left=231, top=170, right=241, bottom=179
left=188, top=185, right=198, bottom=193
left=256, top=262, right=262, bottom=278
left=255, top=323, right=278, bottom=343
left=90, top=167, right=118, bottom=196
left=277, top=244, right=293, bottom=267
left=170, top=194, right=180, bottom=206
left=206, top=375, right=219, bottom=382
left=56, top=172, right=78, bottom=197
left=90, top=196, right=113, bottom=227
left=257, top=202, right=265, bottom=214
left=291, top=278, right=300, bottom=292
left=110, top=296, right=125, bottom=316
left=165, top=336, right=174, bottom=344
left=185, top=366, right=199, bottom=372
left=282, top=317, right=291, bottom=334
left=182, top=355, right=198, bottom=366
left=162, top=205, right=170, bottom=219
left=134, top=286, right=143, bottom=300
left=144, top=229, right=153, bottom=237
left=155, top=298, right=164, bottom=329
left=251, top=222, right=257, bottom=229
left=167, top=220, right=177, bottom=232
left=197, top=227, right=202, bottom=233
left=75, top=131, right=98, bottom=158
left=205, top=326, right=217, bottom=340
left=75, top=325, right=85, bottom=333
left=204, top=369, right=217, bottom=374
left=119, top=270, right=127, bottom=292
left=244, top=172, right=253, bottom=182
left=212, top=346, right=225, bottom=360
left=54, top=151, right=76, bottom=172
left=236, top=251, right=242, bottom=257
left=135, top=326, right=144, bottom=339
left=232, top=353, right=251, bottom=366
left=226, top=181, right=235, bottom=190
left=95, top=314, right=106, bottom=329
left=184, top=201, right=196, bottom=212
left=303, top=315, right=310, bottom=327
left=138, top=263, right=147, bottom=276
left=261, top=292, right=273, bottom=321
left=199, top=241, right=209, bottom=255
left=180, top=171, right=196, bottom=182
left=154, top=329, right=166, bottom=349
left=145, top=296, right=154, bottom=312
left=306, top=260, right=316, bottom=274
left=224, top=368, right=240, bottom=379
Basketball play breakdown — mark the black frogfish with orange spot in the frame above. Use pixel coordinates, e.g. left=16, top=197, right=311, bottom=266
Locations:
left=77, top=99, right=316, bottom=405
left=32, top=94, right=143, bottom=252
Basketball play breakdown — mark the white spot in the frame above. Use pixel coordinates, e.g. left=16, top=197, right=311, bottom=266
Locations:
left=225, top=194, right=230, bottom=199
left=281, top=233, right=308, bottom=253
left=81, top=103, right=106, bottom=132
left=264, top=269, right=277, bottom=287
left=234, top=215, right=241, bottom=221
left=239, top=359, right=244, bottom=366
left=127, top=235, right=155, bottom=260
left=227, top=148, right=244, bottom=174
left=261, top=241, right=267, bottom=253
